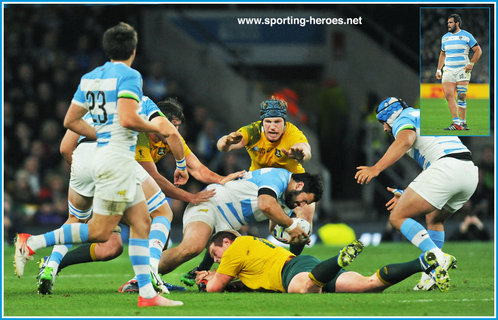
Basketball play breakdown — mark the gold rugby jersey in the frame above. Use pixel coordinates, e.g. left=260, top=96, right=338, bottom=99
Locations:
left=216, top=236, right=294, bottom=292
left=238, top=121, right=308, bottom=173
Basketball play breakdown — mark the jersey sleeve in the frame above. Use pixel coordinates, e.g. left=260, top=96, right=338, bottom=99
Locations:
left=141, top=96, right=161, bottom=120
left=285, top=123, right=308, bottom=145
left=71, top=82, right=88, bottom=109
left=392, top=113, right=417, bottom=138
left=117, top=69, right=143, bottom=103
left=238, top=121, right=262, bottom=147
left=135, top=132, right=154, bottom=162
left=257, top=169, right=291, bottom=197
left=468, top=32, right=478, bottom=47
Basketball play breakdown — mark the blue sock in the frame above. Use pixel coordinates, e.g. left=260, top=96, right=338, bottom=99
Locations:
left=400, top=219, right=437, bottom=253
left=149, top=216, right=171, bottom=273
left=427, top=230, right=444, bottom=249
left=129, top=238, right=155, bottom=298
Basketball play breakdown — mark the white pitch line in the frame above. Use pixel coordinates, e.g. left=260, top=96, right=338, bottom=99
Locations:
left=398, top=298, right=494, bottom=303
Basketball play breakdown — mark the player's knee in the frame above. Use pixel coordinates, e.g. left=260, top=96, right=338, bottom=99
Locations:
left=458, top=92, right=467, bottom=101
left=388, top=214, right=402, bottom=230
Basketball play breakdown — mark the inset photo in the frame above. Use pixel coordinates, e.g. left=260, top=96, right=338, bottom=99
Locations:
left=420, top=8, right=490, bottom=136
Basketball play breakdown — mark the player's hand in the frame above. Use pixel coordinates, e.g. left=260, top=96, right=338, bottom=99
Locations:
left=282, top=146, right=305, bottom=162
left=189, top=188, right=216, bottom=205
left=435, top=69, right=442, bottom=80
left=287, top=225, right=310, bottom=245
left=465, top=64, right=473, bottom=73
left=355, top=166, right=380, bottom=184
left=219, top=170, right=246, bottom=185
left=195, top=270, right=214, bottom=284
left=226, top=132, right=243, bottom=145
left=385, top=187, right=404, bottom=211
left=174, top=168, right=189, bottom=186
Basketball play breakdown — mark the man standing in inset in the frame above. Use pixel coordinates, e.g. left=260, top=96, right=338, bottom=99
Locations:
left=436, top=13, right=482, bottom=131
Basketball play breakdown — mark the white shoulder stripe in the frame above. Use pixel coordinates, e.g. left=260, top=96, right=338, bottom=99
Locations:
left=81, top=78, right=118, bottom=91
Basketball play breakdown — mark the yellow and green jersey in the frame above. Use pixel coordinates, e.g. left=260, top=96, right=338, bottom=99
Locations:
left=238, top=121, right=307, bottom=173
left=216, top=236, right=295, bottom=292
left=135, top=132, right=191, bottom=163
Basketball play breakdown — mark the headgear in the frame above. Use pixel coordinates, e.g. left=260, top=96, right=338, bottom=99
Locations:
left=376, top=97, right=409, bottom=126
left=260, top=96, right=287, bottom=120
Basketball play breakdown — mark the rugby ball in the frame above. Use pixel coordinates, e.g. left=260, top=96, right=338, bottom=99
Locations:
left=272, top=218, right=312, bottom=244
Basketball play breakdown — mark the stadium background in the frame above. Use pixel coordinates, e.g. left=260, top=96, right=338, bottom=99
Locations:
left=4, top=4, right=494, bottom=247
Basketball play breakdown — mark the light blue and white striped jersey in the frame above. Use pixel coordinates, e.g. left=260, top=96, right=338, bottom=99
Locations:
left=76, top=95, right=160, bottom=143
left=71, top=61, right=143, bottom=154
left=441, top=29, right=477, bottom=69
left=139, top=96, right=161, bottom=120
left=392, top=108, right=470, bottom=170
left=208, top=168, right=294, bottom=230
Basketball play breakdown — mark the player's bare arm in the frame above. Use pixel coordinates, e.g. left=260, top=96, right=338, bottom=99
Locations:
left=139, top=160, right=215, bottom=205
left=60, top=129, right=81, bottom=165
left=282, top=142, right=311, bottom=162
left=257, top=194, right=308, bottom=245
left=185, top=152, right=245, bottom=185
left=205, top=272, right=234, bottom=293
left=217, top=131, right=246, bottom=152
left=150, top=116, right=188, bottom=185
left=465, top=45, right=482, bottom=73
left=436, top=51, right=446, bottom=80
left=355, top=129, right=416, bottom=185
left=63, top=103, right=97, bottom=140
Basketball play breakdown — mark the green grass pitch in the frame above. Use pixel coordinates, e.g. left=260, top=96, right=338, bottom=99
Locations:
left=420, top=98, right=491, bottom=136
left=3, top=241, right=495, bottom=317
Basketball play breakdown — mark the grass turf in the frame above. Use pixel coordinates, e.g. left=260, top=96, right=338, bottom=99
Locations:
left=420, top=98, right=491, bottom=136
left=3, top=241, right=495, bottom=317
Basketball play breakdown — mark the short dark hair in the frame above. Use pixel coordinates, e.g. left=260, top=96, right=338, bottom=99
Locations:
left=291, top=172, right=324, bottom=203
left=157, top=98, right=185, bottom=123
left=210, top=231, right=238, bottom=247
left=448, top=14, right=462, bottom=27
left=102, top=22, right=138, bottom=60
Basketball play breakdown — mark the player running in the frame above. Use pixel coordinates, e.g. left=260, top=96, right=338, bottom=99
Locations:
left=355, top=97, right=478, bottom=292
left=14, top=22, right=184, bottom=307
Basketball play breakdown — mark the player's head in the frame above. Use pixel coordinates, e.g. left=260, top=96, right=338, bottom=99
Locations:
left=103, top=22, right=138, bottom=61
left=376, top=97, right=408, bottom=127
left=157, top=98, right=185, bottom=129
left=285, top=173, right=324, bottom=209
left=260, top=97, right=288, bottom=120
left=260, top=97, right=288, bottom=142
left=209, top=231, right=238, bottom=263
left=448, top=14, right=461, bottom=33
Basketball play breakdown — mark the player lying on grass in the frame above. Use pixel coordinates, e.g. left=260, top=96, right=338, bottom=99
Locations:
left=120, top=168, right=323, bottom=293
left=37, top=97, right=244, bottom=294
left=355, top=97, right=477, bottom=292
left=195, top=231, right=444, bottom=294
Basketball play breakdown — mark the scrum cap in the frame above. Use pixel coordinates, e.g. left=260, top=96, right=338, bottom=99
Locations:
left=376, top=97, right=408, bottom=126
left=260, top=96, right=287, bottom=120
